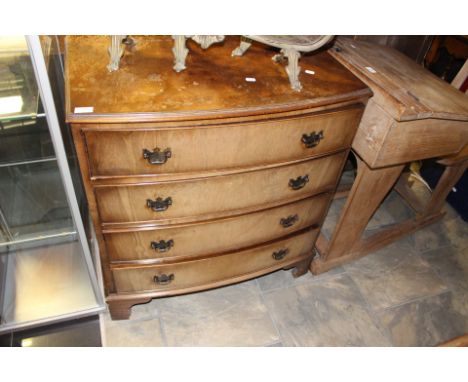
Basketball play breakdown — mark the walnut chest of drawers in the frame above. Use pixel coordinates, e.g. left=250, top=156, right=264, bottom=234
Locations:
left=65, top=35, right=371, bottom=319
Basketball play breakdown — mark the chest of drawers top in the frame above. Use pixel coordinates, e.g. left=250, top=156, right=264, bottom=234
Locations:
left=65, top=35, right=371, bottom=124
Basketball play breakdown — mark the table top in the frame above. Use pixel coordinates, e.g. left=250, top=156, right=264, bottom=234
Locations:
left=329, top=37, right=468, bottom=122
left=65, top=35, right=370, bottom=123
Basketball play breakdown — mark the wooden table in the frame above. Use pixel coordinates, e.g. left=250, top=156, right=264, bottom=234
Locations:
left=311, top=37, right=468, bottom=274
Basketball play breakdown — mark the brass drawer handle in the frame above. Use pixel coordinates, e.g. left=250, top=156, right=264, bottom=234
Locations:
left=154, top=273, right=174, bottom=285
left=289, top=175, right=309, bottom=190
left=143, top=147, right=172, bottom=165
left=302, top=131, right=324, bottom=148
left=272, top=248, right=289, bottom=261
left=146, top=197, right=172, bottom=212
left=280, top=214, right=299, bottom=228
left=150, top=239, right=174, bottom=252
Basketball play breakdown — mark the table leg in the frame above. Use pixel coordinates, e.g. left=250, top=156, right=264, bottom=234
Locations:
left=107, top=35, right=126, bottom=72
left=311, top=156, right=404, bottom=273
left=282, top=48, right=302, bottom=91
left=424, top=159, right=468, bottom=215
left=231, top=36, right=252, bottom=56
left=172, top=35, right=188, bottom=72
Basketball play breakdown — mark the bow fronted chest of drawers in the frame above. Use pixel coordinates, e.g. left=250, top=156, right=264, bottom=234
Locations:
left=65, top=36, right=371, bottom=319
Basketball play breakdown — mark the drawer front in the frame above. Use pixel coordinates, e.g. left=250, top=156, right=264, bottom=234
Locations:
left=112, top=228, right=318, bottom=293
left=84, top=108, right=362, bottom=177
left=104, top=193, right=330, bottom=262
left=95, top=151, right=346, bottom=224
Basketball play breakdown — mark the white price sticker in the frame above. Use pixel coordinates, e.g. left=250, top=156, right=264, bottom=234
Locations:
left=245, top=77, right=256, bottom=82
left=74, top=106, right=94, bottom=113
left=305, top=70, right=315, bottom=75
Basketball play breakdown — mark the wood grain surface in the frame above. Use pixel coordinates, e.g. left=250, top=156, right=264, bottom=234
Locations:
left=95, top=152, right=346, bottom=225
left=103, top=193, right=330, bottom=263
left=330, top=37, right=468, bottom=122
left=83, top=106, right=362, bottom=177
left=112, top=228, right=318, bottom=294
left=313, top=36, right=468, bottom=275
left=65, top=35, right=370, bottom=123
left=352, top=98, right=468, bottom=167
left=65, top=36, right=369, bottom=317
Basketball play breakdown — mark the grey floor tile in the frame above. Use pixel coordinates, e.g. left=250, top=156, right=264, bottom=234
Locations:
left=377, top=291, right=468, bottom=346
left=407, top=215, right=468, bottom=253
left=128, top=299, right=160, bottom=321
left=419, top=245, right=468, bottom=292
left=441, top=216, right=468, bottom=249
left=345, top=240, right=448, bottom=310
left=101, top=299, right=164, bottom=347
left=256, top=265, right=344, bottom=293
left=327, top=196, right=347, bottom=216
left=361, top=191, right=417, bottom=240
left=450, top=286, right=468, bottom=318
left=366, top=199, right=401, bottom=230
left=321, top=198, right=346, bottom=239
left=266, top=341, right=283, bottom=347
left=256, top=269, right=313, bottom=293
left=443, top=202, right=463, bottom=221
left=407, top=223, right=453, bottom=254
left=339, top=168, right=356, bottom=185
left=321, top=191, right=413, bottom=240
left=380, top=191, right=415, bottom=222
left=154, top=279, right=280, bottom=346
left=262, top=273, right=390, bottom=346
left=103, top=317, right=165, bottom=347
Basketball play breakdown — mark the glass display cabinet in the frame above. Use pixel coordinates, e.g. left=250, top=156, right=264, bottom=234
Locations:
left=0, top=35, right=104, bottom=333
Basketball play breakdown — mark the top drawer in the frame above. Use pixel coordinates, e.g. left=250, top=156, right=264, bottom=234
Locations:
left=82, top=107, right=363, bottom=178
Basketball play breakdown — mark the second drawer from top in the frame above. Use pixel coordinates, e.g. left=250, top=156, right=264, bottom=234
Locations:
left=95, top=151, right=346, bottom=225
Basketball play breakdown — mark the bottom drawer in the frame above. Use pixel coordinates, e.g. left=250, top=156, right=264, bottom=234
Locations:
left=112, top=228, right=318, bottom=294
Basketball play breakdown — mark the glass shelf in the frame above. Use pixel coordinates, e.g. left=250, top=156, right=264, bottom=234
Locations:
left=0, top=36, right=40, bottom=123
left=1, top=36, right=55, bottom=169
left=0, top=116, right=54, bottom=166
left=0, top=35, right=104, bottom=332
left=0, top=36, right=71, bottom=248
left=1, top=241, right=98, bottom=327
left=0, top=160, right=74, bottom=247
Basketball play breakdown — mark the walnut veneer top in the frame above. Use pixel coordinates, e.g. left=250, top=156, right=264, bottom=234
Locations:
left=65, top=35, right=370, bottom=123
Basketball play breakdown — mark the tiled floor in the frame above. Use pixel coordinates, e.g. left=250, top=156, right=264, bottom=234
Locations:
left=101, top=187, right=468, bottom=347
